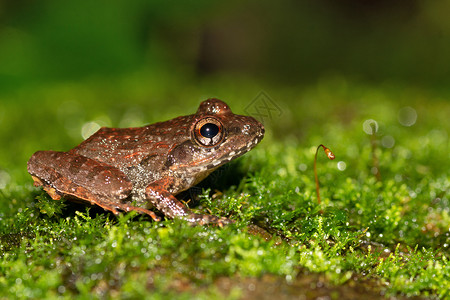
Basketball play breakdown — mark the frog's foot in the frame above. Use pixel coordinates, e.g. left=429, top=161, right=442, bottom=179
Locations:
left=145, top=180, right=233, bottom=226
left=111, top=202, right=161, bottom=221
left=31, top=175, right=62, bottom=200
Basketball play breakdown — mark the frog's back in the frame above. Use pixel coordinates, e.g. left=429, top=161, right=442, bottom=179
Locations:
left=70, top=116, right=192, bottom=169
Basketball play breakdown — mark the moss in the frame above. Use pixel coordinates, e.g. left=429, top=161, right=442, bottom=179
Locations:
left=0, top=75, right=449, bottom=298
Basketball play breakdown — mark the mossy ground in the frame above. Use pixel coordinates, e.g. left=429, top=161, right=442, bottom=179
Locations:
left=0, top=75, right=449, bottom=299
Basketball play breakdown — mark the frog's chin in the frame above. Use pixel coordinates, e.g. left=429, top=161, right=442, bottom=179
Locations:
left=203, top=135, right=263, bottom=170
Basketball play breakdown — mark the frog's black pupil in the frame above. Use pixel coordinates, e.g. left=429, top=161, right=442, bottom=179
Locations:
left=200, top=123, right=219, bottom=138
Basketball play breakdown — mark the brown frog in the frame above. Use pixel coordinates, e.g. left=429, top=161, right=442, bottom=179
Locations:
left=27, top=99, right=264, bottom=225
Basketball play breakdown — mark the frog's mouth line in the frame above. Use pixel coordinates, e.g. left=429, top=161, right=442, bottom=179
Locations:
left=169, top=129, right=264, bottom=173
left=203, top=134, right=264, bottom=171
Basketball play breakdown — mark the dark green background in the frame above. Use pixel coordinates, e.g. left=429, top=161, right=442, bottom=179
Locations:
left=1, top=0, right=449, bottom=91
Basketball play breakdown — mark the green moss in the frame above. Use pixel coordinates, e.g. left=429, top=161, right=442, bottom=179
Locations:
left=0, top=75, right=449, bottom=298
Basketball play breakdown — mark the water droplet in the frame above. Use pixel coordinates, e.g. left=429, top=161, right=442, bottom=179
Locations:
left=398, top=106, right=417, bottom=126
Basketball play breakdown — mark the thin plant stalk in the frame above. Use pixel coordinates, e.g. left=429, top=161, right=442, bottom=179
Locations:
left=370, top=123, right=381, bottom=181
left=314, top=144, right=335, bottom=205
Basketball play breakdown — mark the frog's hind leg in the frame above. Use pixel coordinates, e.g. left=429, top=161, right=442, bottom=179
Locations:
left=27, top=151, right=160, bottom=221
left=30, top=163, right=124, bottom=215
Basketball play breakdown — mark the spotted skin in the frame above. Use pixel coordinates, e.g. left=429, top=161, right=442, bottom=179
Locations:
left=27, top=99, right=264, bottom=225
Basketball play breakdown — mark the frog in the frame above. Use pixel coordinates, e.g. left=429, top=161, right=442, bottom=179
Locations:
left=27, top=99, right=264, bottom=225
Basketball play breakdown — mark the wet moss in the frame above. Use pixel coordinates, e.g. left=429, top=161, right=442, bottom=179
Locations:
left=0, top=76, right=449, bottom=298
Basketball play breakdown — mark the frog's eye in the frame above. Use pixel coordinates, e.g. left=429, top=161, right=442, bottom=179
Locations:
left=200, top=123, right=219, bottom=138
left=193, top=117, right=224, bottom=147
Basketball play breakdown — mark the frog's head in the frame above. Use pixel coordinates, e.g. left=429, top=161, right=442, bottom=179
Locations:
left=166, top=99, right=264, bottom=179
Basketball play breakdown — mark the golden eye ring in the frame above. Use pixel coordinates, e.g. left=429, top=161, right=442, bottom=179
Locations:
left=193, top=117, right=224, bottom=147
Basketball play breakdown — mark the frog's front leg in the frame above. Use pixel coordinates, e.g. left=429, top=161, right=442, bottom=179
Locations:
left=145, top=178, right=233, bottom=226
left=28, top=151, right=160, bottom=221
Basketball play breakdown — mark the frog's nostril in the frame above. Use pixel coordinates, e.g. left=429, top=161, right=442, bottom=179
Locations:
left=230, top=126, right=241, bottom=134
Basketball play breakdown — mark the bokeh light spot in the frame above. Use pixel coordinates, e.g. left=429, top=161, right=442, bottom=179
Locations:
left=81, top=121, right=101, bottom=139
left=398, top=106, right=417, bottom=126
left=363, top=119, right=378, bottom=135
left=381, top=135, right=395, bottom=148
left=0, top=170, right=11, bottom=189
left=298, top=163, right=307, bottom=171
left=337, top=161, right=346, bottom=171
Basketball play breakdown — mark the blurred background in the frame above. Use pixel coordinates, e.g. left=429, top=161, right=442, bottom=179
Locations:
left=0, top=0, right=449, bottom=188
left=1, top=0, right=449, bottom=91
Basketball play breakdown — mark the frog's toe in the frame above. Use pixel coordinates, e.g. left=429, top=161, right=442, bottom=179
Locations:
left=31, top=175, right=44, bottom=187
left=113, top=202, right=162, bottom=221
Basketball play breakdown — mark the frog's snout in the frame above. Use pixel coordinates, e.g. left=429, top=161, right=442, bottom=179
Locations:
left=259, top=123, right=265, bottom=137
left=248, top=116, right=265, bottom=139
